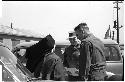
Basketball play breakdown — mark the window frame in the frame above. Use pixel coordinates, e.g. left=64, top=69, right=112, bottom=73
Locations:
left=104, top=44, right=122, bottom=62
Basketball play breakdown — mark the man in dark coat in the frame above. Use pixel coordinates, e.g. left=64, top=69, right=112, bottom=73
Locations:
left=63, top=31, right=80, bottom=81
left=33, top=35, right=65, bottom=81
left=25, top=40, right=44, bottom=73
left=74, top=23, right=107, bottom=81
left=25, top=36, right=48, bottom=73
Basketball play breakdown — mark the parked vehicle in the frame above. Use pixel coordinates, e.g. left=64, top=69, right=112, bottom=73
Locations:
left=12, top=39, right=123, bottom=80
left=103, top=39, right=123, bottom=75
left=119, top=43, right=124, bottom=57
left=0, top=42, right=51, bottom=82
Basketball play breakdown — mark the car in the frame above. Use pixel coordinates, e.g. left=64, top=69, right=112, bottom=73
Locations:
left=102, top=39, right=123, bottom=76
left=0, top=42, right=54, bottom=81
left=119, top=44, right=124, bottom=57
left=12, top=39, right=123, bottom=80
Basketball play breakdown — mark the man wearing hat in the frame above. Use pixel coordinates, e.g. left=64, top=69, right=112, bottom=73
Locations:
left=63, top=31, right=81, bottom=81
left=26, top=35, right=65, bottom=81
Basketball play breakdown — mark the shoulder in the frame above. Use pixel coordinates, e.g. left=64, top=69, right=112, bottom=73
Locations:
left=50, top=53, right=63, bottom=65
left=44, top=53, right=62, bottom=65
left=49, top=53, right=61, bottom=60
left=81, top=39, right=92, bottom=46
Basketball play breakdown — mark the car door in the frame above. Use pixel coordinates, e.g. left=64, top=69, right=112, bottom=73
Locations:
left=0, top=61, right=15, bottom=81
left=0, top=45, right=28, bottom=81
left=104, top=44, right=123, bottom=75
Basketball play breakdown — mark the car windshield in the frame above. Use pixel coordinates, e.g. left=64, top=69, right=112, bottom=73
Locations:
left=0, top=45, right=32, bottom=81
left=104, top=44, right=121, bottom=61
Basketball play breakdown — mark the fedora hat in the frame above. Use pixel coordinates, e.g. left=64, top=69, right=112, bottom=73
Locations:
left=67, top=31, right=76, bottom=39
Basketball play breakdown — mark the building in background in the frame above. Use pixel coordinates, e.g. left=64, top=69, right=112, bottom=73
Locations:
left=104, top=25, right=124, bottom=44
left=0, top=25, right=43, bottom=50
left=104, top=25, right=112, bottom=39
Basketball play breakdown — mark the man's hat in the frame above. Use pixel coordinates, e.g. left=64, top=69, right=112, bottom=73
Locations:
left=68, top=31, right=77, bottom=39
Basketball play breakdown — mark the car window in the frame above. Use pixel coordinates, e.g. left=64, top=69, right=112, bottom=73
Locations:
left=13, top=49, right=27, bottom=63
left=105, top=46, right=120, bottom=61
left=0, top=46, right=31, bottom=81
left=0, top=57, right=26, bottom=81
left=0, top=60, right=17, bottom=81
left=104, top=47, right=110, bottom=61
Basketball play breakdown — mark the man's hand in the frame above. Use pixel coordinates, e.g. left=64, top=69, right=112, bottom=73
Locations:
left=65, top=67, right=79, bottom=76
left=64, top=67, right=68, bottom=70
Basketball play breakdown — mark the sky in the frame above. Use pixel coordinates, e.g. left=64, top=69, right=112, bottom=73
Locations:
left=0, top=1, right=124, bottom=43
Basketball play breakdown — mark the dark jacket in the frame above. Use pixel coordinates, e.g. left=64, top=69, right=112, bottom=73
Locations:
left=79, top=34, right=107, bottom=81
left=40, top=52, right=65, bottom=81
left=25, top=46, right=44, bottom=73
left=25, top=35, right=55, bottom=73
left=63, top=44, right=80, bottom=69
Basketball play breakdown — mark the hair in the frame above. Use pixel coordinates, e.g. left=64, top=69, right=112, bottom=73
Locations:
left=74, top=23, right=89, bottom=31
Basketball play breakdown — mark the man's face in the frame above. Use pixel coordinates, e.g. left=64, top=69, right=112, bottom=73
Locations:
left=75, top=29, right=85, bottom=41
left=69, top=37, right=78, bottom=45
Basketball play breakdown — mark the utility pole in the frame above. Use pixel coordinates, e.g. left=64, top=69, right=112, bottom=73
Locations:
left=11, top=22, right=13, bottom=29
left=112, top=31, right=114, bottom=40
left=113, top=1, right=123, bottom=44
left=109, top=25, right=111, bottom=38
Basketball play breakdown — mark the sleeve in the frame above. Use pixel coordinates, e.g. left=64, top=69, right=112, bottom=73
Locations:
left=25, top=48, right=29, bottom=59
left=79, top=41, right=91, bottom=77
left=34, top=60, right=44, bottom=78
left=54, top=58, right=66, bottom=81
left=63, top=48, right=69, bottom=67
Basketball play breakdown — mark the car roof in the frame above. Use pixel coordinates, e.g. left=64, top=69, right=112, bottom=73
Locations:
left=101, top=39, right=118, bottom=45
left=15, top=41, right=39, bottom=48
left=119, top=44, right=124, bottom=46
left=13, top=40, right=71, bottom=50
left=13, top=39, right=118, bottom=50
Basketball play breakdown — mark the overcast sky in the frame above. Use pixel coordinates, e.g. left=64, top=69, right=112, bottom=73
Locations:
left=0, top=1, right=124, bottom=43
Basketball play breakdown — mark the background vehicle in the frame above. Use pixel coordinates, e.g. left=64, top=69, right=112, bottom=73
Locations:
left=12, top=39, right=123, bottom=80
left=0, top=42, right=48, bottom=82
left=119, top=44, right=124, bottom=58
left=103, top=39, right=123, bottom=75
